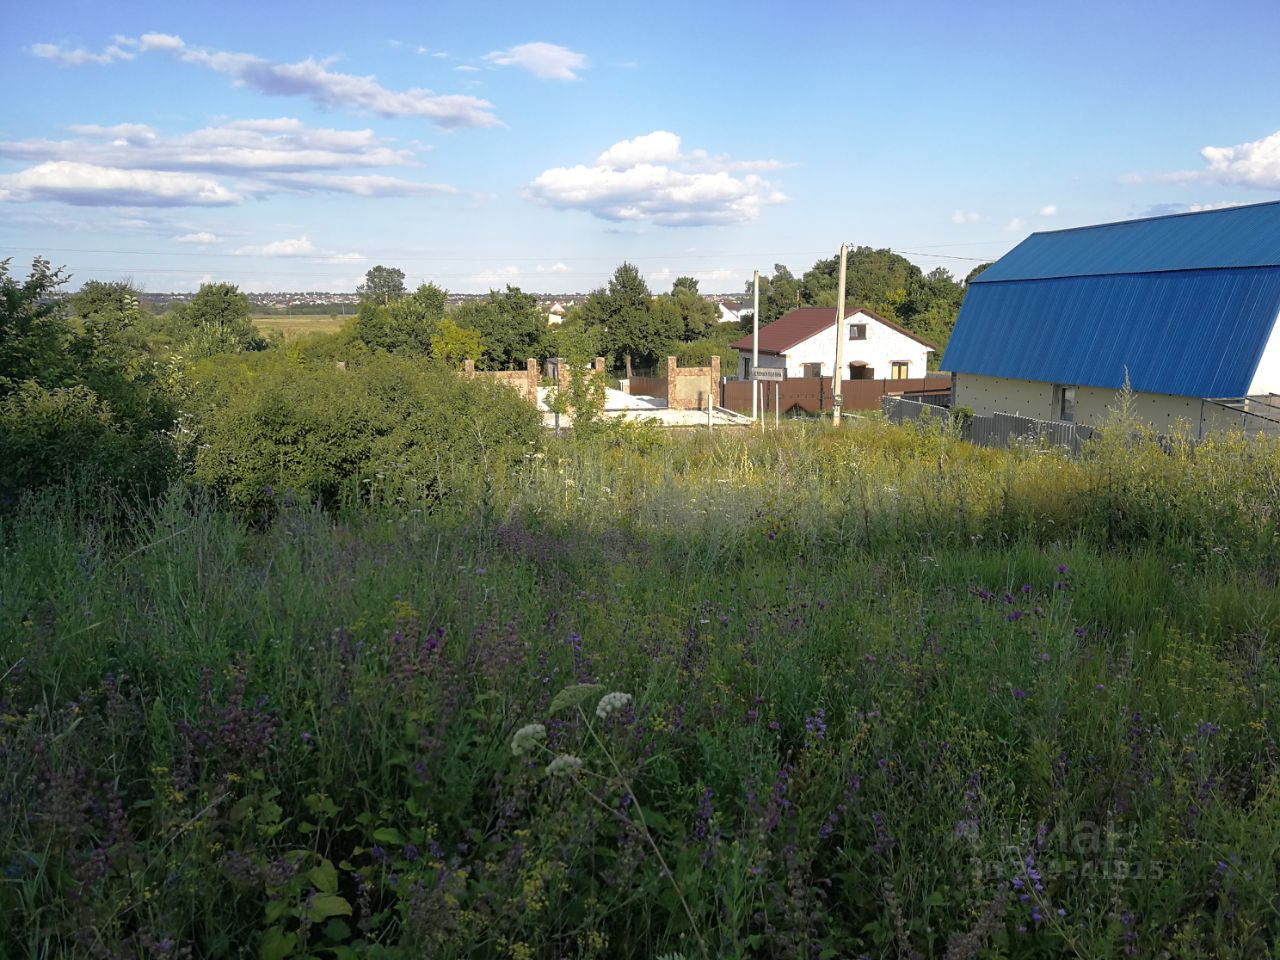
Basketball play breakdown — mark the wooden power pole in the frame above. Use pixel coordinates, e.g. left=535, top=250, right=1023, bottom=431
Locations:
left=752, top=270, right=760, bottom=422
left=831, top=243, right=848, bottom=427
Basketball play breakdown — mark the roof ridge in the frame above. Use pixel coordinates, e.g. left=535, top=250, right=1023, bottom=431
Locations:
left=1026, top=200, right=1280, bottom=238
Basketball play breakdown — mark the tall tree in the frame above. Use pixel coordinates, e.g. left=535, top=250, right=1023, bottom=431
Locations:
left=351, top=282, right=448, bottom=355
left=603, top=262, right=666, bottom=379
left=358, top=265, right=407, bottom=305
left=672, top=276, right=699, bottom=294
left=454, top=285, right=546, bottom=369
left=174, top=282, right=265, bottom=358
left=746, top=264, right=801, bottom=323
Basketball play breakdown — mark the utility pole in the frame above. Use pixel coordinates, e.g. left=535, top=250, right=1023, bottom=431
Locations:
left=831, top=243, right=848, bottom=428
left=752, top=270, right=760, bottom=423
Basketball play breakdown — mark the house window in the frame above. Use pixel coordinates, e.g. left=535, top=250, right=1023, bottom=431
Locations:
left=1054, top=385, right=1076, bottom=422
left=848, top=323, right=867, bottom=340
left=891, top=361, right=909, bottom=380
left=802, top=362, right=823, bottom=379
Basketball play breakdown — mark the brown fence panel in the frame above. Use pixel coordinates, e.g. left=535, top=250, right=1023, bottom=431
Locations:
left=627, top=377, right=668, bottom=401
left=720, top=376, right=950, bottom=414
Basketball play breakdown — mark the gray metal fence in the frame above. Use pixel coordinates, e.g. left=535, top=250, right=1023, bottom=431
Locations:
left=882, top=397, right=1096, bottom=455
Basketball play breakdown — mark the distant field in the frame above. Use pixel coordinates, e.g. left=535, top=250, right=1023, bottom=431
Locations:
left=252, top=313, right=346, bottom=338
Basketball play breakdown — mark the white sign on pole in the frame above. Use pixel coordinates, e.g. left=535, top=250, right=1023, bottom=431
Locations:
left=752, top=367, right=784, bottom=382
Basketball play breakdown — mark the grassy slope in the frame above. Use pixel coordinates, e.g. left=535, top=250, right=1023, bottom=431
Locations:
left=2, top=421, right=1278, bottom=958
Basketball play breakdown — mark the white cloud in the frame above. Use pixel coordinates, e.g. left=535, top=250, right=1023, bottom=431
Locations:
left=233, top=235, right=363, bottom=262
left=455, top=64, right=481, bottom=73
left=597, top=131, right=682, bottom=169
left=1005, top=217, right=1026, bottom=232
left=537, top=262, right=570, bottom=273
left=952, top=209, right=983, bottom=225
left=34, top=32, right=499, bottom=129
left=470, top=265, right=522, bottom=285
left=0, top=162, right=240, bottom=207
left=483, top=42, right=588, bottom=81
left=174, top=231, right=220, bottom=243
left=31, top=41, right=134, bottom=65
left=264, top=172, right=456, bottom=197
left=528, top=131, right=788, bottom=227
left=1188, top=200, right=1249, bottom=212
left=0, top=118, right=456, bottom=204
left=1039, top=204, right=1057, bottom=216
left=1198, top=130, right=1280, bottom=189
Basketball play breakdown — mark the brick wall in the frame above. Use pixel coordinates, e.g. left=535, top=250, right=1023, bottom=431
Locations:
left=463, top=358, right=540, bottom=404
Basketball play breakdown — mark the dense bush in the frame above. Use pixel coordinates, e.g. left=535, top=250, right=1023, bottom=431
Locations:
left=0, top=260, right=179, bottom=502
left=187, top=352, right=542, bottom=514
left=0, top=381, right=178, bottom=502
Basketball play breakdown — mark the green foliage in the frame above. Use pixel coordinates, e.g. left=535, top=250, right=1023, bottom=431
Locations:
left=351, top=282, right=448, bottom=355
left=358, top=264, right=407, bottom=304
left=0, top=261, right=178, bottom=500
left=0, top=381, right=177, bottom=501
left=172, top=282, right=266, bottom=358
left=430, top=316, right=485, bottom=368
left=186, top=352, right=541, bottom=514
left=453, top=285, right=546, bottom=370
left=0, top=256, right=71, bottom=390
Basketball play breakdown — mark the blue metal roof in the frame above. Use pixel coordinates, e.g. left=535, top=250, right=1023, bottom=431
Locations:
left=943, top=267, right=1280, bottom=398
left=975, top=202, right=1280, bottom=282
left=943, top=202, right=1280, bottom=398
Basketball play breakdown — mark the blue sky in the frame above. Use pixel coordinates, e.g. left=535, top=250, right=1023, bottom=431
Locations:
left=4, top=0, right=1279, bottom=294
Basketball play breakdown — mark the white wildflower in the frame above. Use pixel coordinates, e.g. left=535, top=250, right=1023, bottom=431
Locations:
left=510, top=723, right=547, bottom=756
left=545, top=753, right=584, bottom=778
left=595, top=691, right=632, bottom=721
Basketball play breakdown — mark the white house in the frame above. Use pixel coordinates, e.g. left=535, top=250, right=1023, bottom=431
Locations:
left=718, top=300, right=753, bottom=324
left=545, top=301, right=567, bottom=326
left=730, top=307, right=935, bottom=381
left=942, top=201, right=1280, bottom=435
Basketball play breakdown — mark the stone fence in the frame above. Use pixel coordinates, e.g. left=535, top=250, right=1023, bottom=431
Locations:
left=463, top=358, right=540, bottom=404
left=666, top=355, right=721, bottom=410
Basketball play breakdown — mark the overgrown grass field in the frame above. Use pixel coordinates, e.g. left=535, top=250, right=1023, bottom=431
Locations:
left=252, top=314, right=347, bottom=339
left=3, top=419, right=1279, bottom=958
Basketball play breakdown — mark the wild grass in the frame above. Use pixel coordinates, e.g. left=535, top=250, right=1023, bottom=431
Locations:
left=252, top=314, right=347, bottom=339
left=2, top=418, right=1279, bottom=958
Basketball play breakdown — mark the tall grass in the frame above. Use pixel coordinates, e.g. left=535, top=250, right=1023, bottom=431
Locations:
left=2, top=419, right=1278, bottom=958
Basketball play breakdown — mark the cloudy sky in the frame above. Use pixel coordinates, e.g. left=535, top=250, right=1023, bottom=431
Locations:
left=5, top=0, right=1279, bottom=294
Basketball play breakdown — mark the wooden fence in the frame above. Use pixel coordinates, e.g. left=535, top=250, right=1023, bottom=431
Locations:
left=720, top=375, right=950, bottom=415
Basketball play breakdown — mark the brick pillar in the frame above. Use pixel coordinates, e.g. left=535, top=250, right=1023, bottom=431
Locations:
left=463, top=358, right=475, bottom=377
left=593, top=356, right=606, bottom=373
left=526, top=358, right=539, bottom=403
left=710, top=355, right=720, bottom=411
left=557, top=358, right=570, bottom=394
left=667, top=356, right=678, bottom=380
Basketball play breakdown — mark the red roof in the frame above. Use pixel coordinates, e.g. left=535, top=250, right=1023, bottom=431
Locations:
left=729, top=307, right=938, bottom=355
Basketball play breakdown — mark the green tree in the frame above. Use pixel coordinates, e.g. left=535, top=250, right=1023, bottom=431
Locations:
left=602, top=262, right=667, bottom=378
left=431, top=317, right=485, bottom=368
left=358, top=265, right=407, bottom=305
left=173, top=282, right=265, bottom=358
left=0, top=260, right=177, bottom=500
left=672, top=276, right=700, bottom=294
left=454, top=285, right=545, bottom=370
left=0, top=257, right=71, bottom=391
left=351, top=282, right=448, bottom=355
left=964, top=262, right=994, bottom=285
left=746, top=264, right=801, bottom=323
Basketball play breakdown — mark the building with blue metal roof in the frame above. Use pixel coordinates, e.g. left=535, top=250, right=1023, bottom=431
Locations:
left=941, top=201, right=1280, bottom=435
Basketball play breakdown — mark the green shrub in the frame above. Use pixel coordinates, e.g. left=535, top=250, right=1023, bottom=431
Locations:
left=188, top=352, right=541, bottom=514
left=0, top=381, right=177, bottom=502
